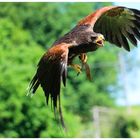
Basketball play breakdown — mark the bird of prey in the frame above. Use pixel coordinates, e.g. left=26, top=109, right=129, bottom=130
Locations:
left=28, top=6, right=140, bottom=123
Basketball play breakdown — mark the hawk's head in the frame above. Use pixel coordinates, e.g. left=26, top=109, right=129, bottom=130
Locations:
left=91, top=33, right=105, bottom=47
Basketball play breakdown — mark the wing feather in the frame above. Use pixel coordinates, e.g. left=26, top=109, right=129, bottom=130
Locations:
left=92, top=6, right=140, bottom=51
left=28, top=43, right=69, bottom=109
left=133, top=27, right=140, bottom=40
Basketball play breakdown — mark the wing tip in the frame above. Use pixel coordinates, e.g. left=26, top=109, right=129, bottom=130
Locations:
left=26, top=86, right=34, bottom=98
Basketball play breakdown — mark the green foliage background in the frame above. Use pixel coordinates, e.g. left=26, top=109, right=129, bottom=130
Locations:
left=1, top=2, right=138, bottom=138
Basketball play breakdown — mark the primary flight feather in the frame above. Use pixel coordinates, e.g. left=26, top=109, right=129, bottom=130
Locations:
left=28, top=6, right=140, bottom=123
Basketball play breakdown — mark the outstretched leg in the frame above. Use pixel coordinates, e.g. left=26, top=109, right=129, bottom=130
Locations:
left=79, top=53, right=88, bottom=64
left=79, top=53, right=92, bottom=81
left=68, top=53, right=91, bottom=80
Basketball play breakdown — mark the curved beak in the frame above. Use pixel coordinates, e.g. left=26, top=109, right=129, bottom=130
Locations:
left=95, top=35, right=105, bottom=47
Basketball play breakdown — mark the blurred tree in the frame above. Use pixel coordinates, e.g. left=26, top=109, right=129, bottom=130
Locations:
left=111, top=115, right=139, bottom=138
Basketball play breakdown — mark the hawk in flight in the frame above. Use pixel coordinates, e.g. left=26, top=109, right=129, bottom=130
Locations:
left=28, top=6, right=140, bottom=124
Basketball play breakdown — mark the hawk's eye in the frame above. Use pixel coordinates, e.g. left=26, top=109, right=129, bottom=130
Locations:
left=91, top=36, right=97, bottom=41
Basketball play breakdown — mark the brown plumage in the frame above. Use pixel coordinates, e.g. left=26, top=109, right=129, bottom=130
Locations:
left=28, top=6, right=140, bottom=127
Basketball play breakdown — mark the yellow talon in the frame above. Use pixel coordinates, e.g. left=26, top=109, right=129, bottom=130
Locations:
left=79, top=53, right=88, bottom=64
left=70, top=64, right=82, bottom=74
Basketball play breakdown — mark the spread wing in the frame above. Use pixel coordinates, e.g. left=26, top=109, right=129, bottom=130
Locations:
left=78, top=6, right=140, bottom=51
left=28, top=43, right=69, bottom=109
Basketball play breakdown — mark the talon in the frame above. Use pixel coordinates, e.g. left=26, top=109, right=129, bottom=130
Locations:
left=79, top=53, right=88, bottom=64
left=70, top=64, right=82, bottom=74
